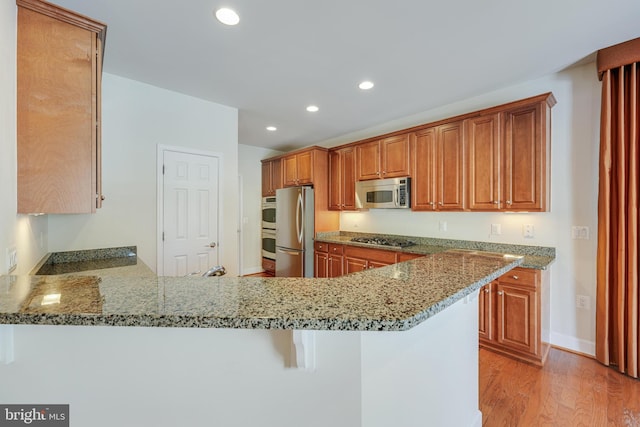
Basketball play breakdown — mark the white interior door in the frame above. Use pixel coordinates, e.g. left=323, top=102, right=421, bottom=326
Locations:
left=162, top=150, right=220, bottom=277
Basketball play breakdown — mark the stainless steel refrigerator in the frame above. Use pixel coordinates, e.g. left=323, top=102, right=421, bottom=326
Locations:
left=275, top=186, right=314, bottom=277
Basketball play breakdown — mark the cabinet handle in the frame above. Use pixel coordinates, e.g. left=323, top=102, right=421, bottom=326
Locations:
left=484, top=288, right=490, bottom=293
left=512, top=275, right=519, bottom=280
left=493, top=201, right=499, bottom=204
left=438, top=202, right=443, bottom=206
left=506, top=200, right=512, bottom=205
left=497, top=291, right=503, bottom=296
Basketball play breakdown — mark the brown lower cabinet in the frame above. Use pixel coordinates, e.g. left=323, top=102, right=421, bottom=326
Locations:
left=314, top=243, right=426, bottom=278
left=314, top=242, right=344, bottom=278
left=262, top=257, right=275, bottom=275
left=479, top=267, right=550, bottom=366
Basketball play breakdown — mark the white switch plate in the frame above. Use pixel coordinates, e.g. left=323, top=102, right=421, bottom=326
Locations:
left=439, top=221, right=447, bottom=232
left=571, top=226, right=590, bottom=240
left=576, top=295, right=591, bottom=310
left=6, top=247, right=17, bottom=273
left=523, top=224, right=535, bottom=238
left=491, top=224, right=502, bottom=235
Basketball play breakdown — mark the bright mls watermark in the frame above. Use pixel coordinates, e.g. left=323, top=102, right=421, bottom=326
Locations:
left=0, top=405, right=68, bottom=426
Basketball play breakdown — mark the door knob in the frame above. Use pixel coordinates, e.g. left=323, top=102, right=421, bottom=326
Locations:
left=206, top=242, right=217, bottom=248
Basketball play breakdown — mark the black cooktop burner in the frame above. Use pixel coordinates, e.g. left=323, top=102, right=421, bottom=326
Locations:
left=350, top=237, right=416, bottom=248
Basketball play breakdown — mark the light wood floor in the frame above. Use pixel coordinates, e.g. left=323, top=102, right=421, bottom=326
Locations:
left=480, top=347, right=640, bottom=426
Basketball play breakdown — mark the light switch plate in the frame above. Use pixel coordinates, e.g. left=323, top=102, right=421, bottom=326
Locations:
left=491, top=224, right=501, bottom=235
left=6, top=247, right=17, bottom=273
left=523, top=224, right=535, bottom=238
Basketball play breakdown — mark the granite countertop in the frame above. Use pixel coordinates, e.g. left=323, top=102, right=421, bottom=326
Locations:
left=314, top=231, right=556, bottom=270
left=0, top=251, right=522, bottom=331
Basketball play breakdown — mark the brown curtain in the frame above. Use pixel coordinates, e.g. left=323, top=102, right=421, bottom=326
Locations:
left=596, top=39, right=640, bottom=378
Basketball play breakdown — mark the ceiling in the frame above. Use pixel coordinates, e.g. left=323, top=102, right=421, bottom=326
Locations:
left=51, top=0, right=640, bottom=152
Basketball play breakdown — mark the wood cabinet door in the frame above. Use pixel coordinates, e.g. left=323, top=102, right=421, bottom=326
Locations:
left=368, top=260, right=392, bottom=269
left=437, top=122, right=465, bottom=210
left=282, top=155, right=298, bottom=187
left=341, top=147, right=357, bottom=210
left=495, top=282, right=538, bottom=356
left=503, top=102, right=543, bottom=211
left=478, top=282, right=495, bottom=341
left=356, top=140, right=381, bottom=180
left=296, top=151, right=314, bottom=184
left=271, top=159, right=282, bottom=192
left=315, top=250, right=328, bottom=278
left=466, top=114, right=501, bottom=210
left=344, top=256, right=367, bottom=274
left=328, top=150, right=342, bottom=210
left=17, top=6, right=103, bottom=213
left=261, top=162, right=272, bottom=196
left=381, top=134, right=410, bottom=178
left=411, top=128, right=437, bottom=211
left=328, top=255, right=344, bottom=277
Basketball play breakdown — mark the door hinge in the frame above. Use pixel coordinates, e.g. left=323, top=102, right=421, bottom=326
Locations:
left=162, top=232, right=165, bottom=241
left=162, top=164, right=165, bottom=175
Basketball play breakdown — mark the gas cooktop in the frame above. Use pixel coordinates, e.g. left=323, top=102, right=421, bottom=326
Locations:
left=350, top=237, right=416, bottom=248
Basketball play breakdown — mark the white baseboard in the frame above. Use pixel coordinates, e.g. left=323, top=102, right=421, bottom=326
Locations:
left=242, top=266, right=264, bottom=276
left=550, top=331, right=595, bottom=357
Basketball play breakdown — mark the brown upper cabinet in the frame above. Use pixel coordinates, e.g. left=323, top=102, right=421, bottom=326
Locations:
left=329, top=147, right=356, bottom=210
left=283, top=149, right=314, bottom=187
left=262, top=147, right=340, bottom=234
left=261, top=159, right=281, bottom=197
left=465, top=93, right=555, bottom=212
left=17, top=0, right=106, bottom=214
left=465, top=114, right=501, bottom=210
left=356, top=134, right=410, bottom=181
left=502, top=98, right=553, bottom=211
left=412, top=122, right=465, bottom=211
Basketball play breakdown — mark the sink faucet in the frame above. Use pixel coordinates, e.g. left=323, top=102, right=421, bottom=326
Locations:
left=202, top=265, right=226, bottom=277
left=186, top=265, right=227, bottom=277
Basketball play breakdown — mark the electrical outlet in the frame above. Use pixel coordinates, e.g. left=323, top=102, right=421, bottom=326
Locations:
left=572, top=226, right=590, bottom=240
left=491, top=224, right=502, bottom=235
left=576, top=295, right=591, bottom=310
left=6, top=247, right=17, bottom=273
left=439, top=221, right=447, bottom=232
left=523, top=224, right=535, bottom=238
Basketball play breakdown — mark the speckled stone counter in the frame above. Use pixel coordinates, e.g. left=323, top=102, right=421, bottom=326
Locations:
left=0, top=251, right=522, bottom=331
left=31, top=246, right=156, bottom=276
left=315, top=231, right=556, bottom=270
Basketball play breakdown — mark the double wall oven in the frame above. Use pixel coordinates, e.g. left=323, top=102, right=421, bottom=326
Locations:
left=261, top=196, right=276, bottom=261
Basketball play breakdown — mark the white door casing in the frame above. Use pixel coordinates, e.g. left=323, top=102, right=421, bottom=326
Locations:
left=157, top=146, right=221, bottom=277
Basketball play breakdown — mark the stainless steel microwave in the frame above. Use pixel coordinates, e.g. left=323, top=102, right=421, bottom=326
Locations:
left=355, top=177, right=411, bottom=209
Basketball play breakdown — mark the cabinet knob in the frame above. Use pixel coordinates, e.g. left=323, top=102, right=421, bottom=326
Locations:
left=100, top=195, right=105, bottom=201
left=484, top=288, right=490, bottom=293
left=497, top=291, right=503, bottom=296
left=506, top=200, right=512, bottom=205
left=438, top=202, right=443, bottom=206
left=512, top=275, right=519, bottom=280
left=493, top=201, right=499, bottom=204
left=429, top=202, right=434, bottom=206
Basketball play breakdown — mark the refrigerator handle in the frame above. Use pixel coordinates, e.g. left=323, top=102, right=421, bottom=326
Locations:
left=277, top=248, right=301, bottom=256
left=297, top=192, right=304, bottom=243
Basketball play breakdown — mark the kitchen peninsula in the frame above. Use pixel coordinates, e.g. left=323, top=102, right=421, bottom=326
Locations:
left=0, top=251, right=522, bottom=427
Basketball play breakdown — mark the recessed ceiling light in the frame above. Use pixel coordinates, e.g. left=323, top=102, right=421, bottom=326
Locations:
left=215, top=8, right=240, bottom=26
left=306, top=105, right=319, bottom=112
left=359, top=81, right=374, bottom=90
left=266, top=126, right=277, bottom=131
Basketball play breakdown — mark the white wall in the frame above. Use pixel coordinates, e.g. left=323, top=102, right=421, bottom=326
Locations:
left=238, top=145, right=283, bottom=275
left=322, top=63, right=601, bottom=355
left=0, top=3, right=48, bottom=275
left=48, top=74, right=239, bottom=275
